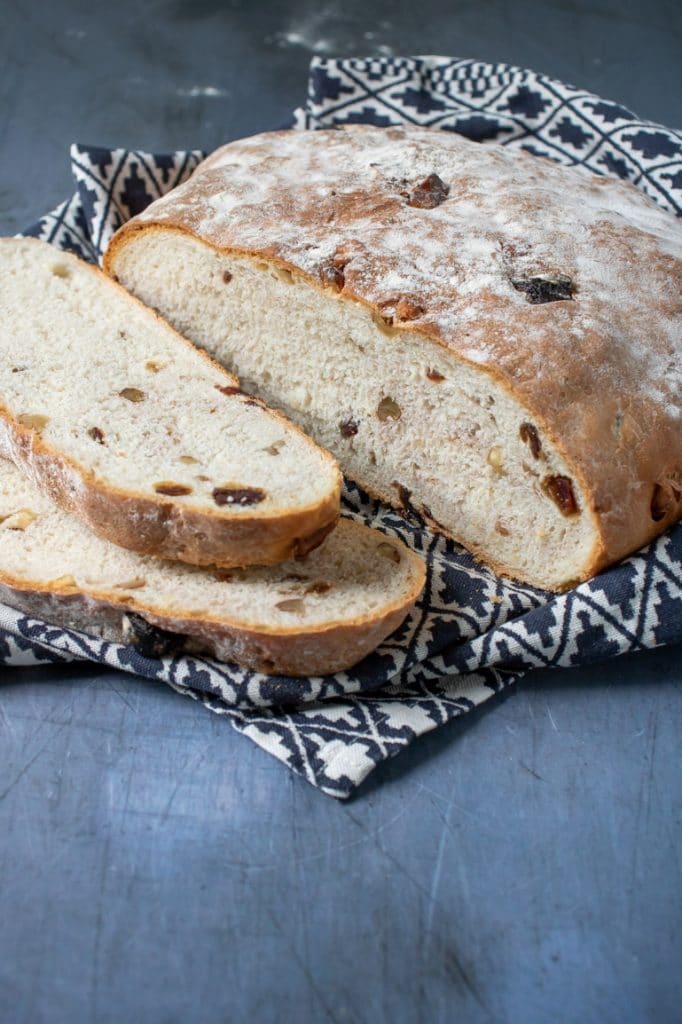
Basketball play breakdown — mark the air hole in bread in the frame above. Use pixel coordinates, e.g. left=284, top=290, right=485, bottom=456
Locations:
left=51, top=263, right=71, bottom=279
left=376, top=397, right=401, bottom=421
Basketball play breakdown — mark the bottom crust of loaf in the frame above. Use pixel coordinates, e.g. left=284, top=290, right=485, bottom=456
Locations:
left=0, top=581, right=415, bottom=677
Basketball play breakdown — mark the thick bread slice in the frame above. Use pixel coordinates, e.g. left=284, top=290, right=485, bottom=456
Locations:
left=0, top=458, right=425, bottom=676
left=0, top=237, right=341, bottom=568
left=105, top=125, right=682, bottom=591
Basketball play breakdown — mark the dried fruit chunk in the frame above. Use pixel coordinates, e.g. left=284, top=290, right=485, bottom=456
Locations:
left=495, top=519, right=511, bottom=536
left=395, top=296, right=425, bottom=321
left=650, top=481, right=678, bottom=521
left=154, top=482, right=193, bottom=496
left=145, top=360, right=163, bottom=373
left=339, top=417, right=359, bottom=438
left=293, top=522, right=335, bottom=559
left=119, top=387, right=145, bottom=403
left=121, top=612, right=184, bottom=658
left=305, top=581, right=333, bottom=594
left=0, top=508, right=38, bottom=531
left=275, top=598, right=306, bottom=614
left=213, top=567, right=247, bottom=583
left=263, top=439, right=285, bottom=456
left=222, top=270, right=233, bottom=283
left=376, top=541, right=401, bottom=563
left=407, top=173, right=450, bottom=209
left=542, top=475, right=579, bottom=516
left=391, top=481, right=422, bottom=521
left=320, top=262, right=345, bottom=290
left=179, top=455, right=199, bottom=465
left=88, top=426, right=106, bottom=445
left=17, top=413, right=49, bottom=431
left=212, top=485, right=267, bottom=507
left=426, top=369, right=445, bottom=382
left=519, top=422, right=542, bottom=459
left=215, top=384, right=242, bottom=396
left=376, top=397, right=402, bottom=421
left=511, top=274, right=576, bottom=304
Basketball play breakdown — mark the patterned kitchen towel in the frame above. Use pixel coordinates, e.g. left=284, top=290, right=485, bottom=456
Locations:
left=3, top=56, right=681, bottom=798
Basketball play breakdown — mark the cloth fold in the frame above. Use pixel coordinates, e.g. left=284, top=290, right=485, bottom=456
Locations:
left=5, top=55, right=681, bottom=798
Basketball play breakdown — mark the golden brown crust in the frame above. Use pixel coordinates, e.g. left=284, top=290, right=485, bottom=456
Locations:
left=0, top=531, right=426, bottom=676
left=105, top=126, right=682, bottom=581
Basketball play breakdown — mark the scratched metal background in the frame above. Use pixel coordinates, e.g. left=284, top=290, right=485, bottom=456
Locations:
left=1, top=2, right=681, bottom=1022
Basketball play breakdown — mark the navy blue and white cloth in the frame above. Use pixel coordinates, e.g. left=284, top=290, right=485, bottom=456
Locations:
left=5, top=56, right=681, bottom=798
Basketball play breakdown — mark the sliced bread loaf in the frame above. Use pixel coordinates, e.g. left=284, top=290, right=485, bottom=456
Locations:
left=0, top=458, right=425, bottom=676
left=105, top=125, right=682, bottom=591
left=0, top=237, right=341, bottom=568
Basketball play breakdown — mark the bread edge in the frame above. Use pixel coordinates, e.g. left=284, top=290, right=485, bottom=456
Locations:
left=0, top=524, right=426, bottom=676
left=2, top=237, right=343, bottom=567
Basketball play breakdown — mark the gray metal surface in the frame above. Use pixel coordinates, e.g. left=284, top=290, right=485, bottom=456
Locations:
left=1, top=2, right=681, bottom=1022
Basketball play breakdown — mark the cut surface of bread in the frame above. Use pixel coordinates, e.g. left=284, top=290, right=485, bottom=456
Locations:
left=0, top=458, right=425, bottom=676
left=106, top=125, right=682, bottom=591
left=0, top=237, right=341, bottom=568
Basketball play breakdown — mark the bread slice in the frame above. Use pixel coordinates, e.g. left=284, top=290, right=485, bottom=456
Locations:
left=0, top=237, right=341, bottom=569
left=0, top=457, right=425, bottom=676
left=105, top=125, right=682, bottom=591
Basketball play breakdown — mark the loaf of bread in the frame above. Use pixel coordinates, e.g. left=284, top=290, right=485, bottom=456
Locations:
left=0, top=238, right=342, bottom=568
left=0, top=458, right=425, bottom=676
left=105, top=125, right=682, bottom=591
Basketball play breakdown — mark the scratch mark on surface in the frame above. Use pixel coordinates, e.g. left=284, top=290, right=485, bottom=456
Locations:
left=546, top=706, right=559, bottom=732
left=443, top=944, right=490, bottom=1014
left=520, top=761, right=544, bottom=782
left=176, top=85, right=227, bottom=97
left=104, top=677, right=135, bottom=712
left=628, top=707, right=658, bottom=925
left=258, top=893, right=349, bottom=1023
left=416, top=783, right=506, bottom=840
left=161, top=747, right=210, bottom=820
left=0, top=720, right=71, bottom=802
left=345, top=803, right=432, bottom=898
left=0, top=699, right=17, bottom=743
left=425, top=792, right=454, bottom=937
